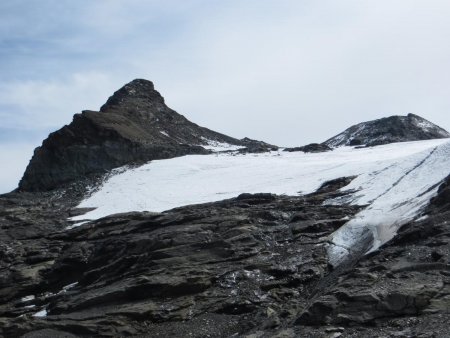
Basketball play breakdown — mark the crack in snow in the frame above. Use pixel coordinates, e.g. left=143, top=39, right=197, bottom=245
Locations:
left=371, top=146, right=438, bottom=203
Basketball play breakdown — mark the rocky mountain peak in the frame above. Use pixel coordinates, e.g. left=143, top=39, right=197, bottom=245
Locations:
left=324, top=113, right=450, bottom=147
left=18, top=79, right=253, bottom=191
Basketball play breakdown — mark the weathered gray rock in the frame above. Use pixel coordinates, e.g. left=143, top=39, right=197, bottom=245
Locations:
left=239, top=137, right=279, bottom=153
left=324, top=113, right=450, bottom=148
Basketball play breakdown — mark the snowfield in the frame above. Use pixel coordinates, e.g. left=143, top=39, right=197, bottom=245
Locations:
left=71, top=138, right=450, bottom=264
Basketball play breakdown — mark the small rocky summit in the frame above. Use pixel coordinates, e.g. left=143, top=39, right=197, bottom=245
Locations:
left=324, top=113, right=450, bottom=147
left=19, top=79, right=275, bottom=191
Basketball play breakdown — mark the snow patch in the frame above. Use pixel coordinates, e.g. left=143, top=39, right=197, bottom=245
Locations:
left=66, top=221, right=88, bottom=229
left=21, top=295, right=35, bottom=302
left=413, top=119, right=436, bottom=132
left=33, top=308, right=47, bottom=318
left=409, top=115, right=448, bottom=136
left=159, top=131, right=170, bottom=137
left=200, top=137, right=245, bottom=152
left=59, top=282, right=78, bottom=293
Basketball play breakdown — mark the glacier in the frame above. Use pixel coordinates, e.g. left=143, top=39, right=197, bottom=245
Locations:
left=71, top=138, right=450, bottom=264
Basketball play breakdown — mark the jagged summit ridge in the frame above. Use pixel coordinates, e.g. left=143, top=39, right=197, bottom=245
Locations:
left=324, top=113, right=450, bottom=147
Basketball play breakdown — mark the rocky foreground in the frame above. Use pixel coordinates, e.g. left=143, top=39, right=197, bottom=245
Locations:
left=0, top=174, right=449, bottom=337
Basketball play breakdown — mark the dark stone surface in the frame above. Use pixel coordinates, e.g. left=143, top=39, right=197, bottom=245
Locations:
left=324, top=113, right=450, bottom=148
left=18, top=80, right=272, bottom=192
left=283, top=143, right=331, bottom=153
left=428, top=174, right=450, bottom=213
left=315, top=176, right=357, bottom=194
left=239, top=137, right=279, bottom=153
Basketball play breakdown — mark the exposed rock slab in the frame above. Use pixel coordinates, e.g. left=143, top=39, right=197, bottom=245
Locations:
left=283, top=143, right=331, bottom=153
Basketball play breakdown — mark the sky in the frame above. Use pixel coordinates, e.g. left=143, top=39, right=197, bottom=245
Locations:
left=1, top=0, right=450, bottom=193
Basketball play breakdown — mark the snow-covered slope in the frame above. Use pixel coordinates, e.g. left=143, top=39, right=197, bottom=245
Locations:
left=72, top=139, right=450, bottom=259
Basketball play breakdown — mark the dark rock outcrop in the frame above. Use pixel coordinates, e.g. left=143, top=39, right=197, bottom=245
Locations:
left=324, top=113, right=450, bottom=148
left=0, top=181, right=361, bottom=337
left=428, top=174, right=450, bottom=214
left=239, top=137, right=279, bottom=153
left=284, top=143, right=331, bottom=153
left=18, top=79, right=262, bottom=192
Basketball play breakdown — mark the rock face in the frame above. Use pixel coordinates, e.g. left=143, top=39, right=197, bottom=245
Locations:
left=18, top=79, right=268, bottom=192
left=324, top=113, right=450, bottom=148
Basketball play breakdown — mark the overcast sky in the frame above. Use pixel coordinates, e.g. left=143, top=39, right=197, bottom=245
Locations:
left=1, top=0, right=450, bottom=193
